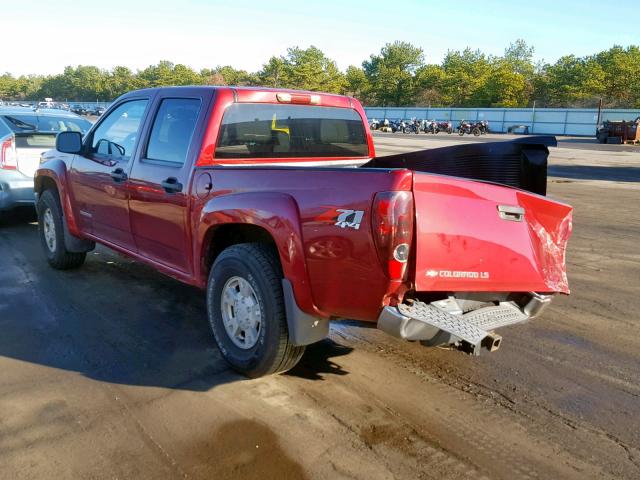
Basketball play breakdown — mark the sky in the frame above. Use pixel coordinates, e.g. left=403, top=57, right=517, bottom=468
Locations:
left=2, top=0, right=638, bottom=76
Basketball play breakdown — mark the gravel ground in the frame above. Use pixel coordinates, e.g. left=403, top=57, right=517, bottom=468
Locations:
left=0, top=134, right=638, bottom=479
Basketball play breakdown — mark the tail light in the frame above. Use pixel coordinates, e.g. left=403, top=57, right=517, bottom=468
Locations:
left=1, top=137, right=17, bottom=170
left=372, top=191, right=414, bottom=280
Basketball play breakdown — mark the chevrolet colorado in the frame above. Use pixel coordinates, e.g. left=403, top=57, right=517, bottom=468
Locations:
left=35, top=86, right=572, bottom=377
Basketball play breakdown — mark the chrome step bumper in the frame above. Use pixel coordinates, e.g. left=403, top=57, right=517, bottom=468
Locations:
left=377, top=294, right=552, bottom=354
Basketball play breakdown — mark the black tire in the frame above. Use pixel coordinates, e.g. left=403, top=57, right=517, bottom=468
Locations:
left=472, top=127, right=481, bottom=136
left=458, top=129, right=465, bottom=136
left=206, top=243, right=305, bottom=378
left=447, top=127, right=453, bottom=134
left=37, top=189, right=86, bottom=270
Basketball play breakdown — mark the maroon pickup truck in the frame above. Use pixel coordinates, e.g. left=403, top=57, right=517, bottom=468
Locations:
left=35, top=86, right=572, bottom=377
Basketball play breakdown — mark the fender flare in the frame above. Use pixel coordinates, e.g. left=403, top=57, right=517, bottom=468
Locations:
left=35, top=162, right=94, bottom=253
left=196, top=191, right=329, bottom=345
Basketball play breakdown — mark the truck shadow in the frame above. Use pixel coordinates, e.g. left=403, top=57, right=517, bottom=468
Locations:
left=0, top=223, right=353, bottom=392
left=286, top=339, right=353, bottom=381
left=0, top=207, right=38, bottom=226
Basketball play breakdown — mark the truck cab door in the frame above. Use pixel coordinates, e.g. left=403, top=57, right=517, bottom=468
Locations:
left=68, top=98, right=150, bottom=251
left=127, top=92, right=210, bottom=274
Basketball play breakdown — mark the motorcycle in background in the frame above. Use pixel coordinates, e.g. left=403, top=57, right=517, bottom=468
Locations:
left=477, top=120, right=490, bottom=134
left=458, top=120, right=481, bottom=136
left=425, top=120, right=454, bottom=134
left=425, top=119, right=438, bottom=134
left=379, top=119, right=394, bottom=132
left=438, top=120, right=454, bottom=134
left=403, top=118, right=421, bottom=134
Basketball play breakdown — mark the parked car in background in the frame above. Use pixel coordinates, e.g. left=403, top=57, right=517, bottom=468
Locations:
left=91, top=106, right=106, bottom=116
left=0, top=107, right=92, bottom=216
left=71, top=104, right=88, bottom=115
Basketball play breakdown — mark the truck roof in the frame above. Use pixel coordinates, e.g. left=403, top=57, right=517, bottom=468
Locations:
left=120, top=86, right=356, bottom=108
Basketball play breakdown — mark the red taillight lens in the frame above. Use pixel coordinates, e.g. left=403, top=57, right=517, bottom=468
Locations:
left=372, top=191, right=414, bottom=280
left=1, top=137, right=17, bottom=170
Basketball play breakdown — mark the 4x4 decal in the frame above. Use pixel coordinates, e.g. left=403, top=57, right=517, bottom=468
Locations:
left=334, top=209, right=364, bottom=230
left=313, top=207, right=365, bottom=230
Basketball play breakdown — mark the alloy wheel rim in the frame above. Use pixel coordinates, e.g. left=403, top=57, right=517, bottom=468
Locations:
left=220, top=276, right=262, bottom=350
left=43, top=208, right=56, bottom=252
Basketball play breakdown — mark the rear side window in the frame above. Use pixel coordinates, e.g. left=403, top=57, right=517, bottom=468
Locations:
left=146, top=98, right=201, bottom=165
left=215, top=104, right=368, bottom=159
left=1, top=114, right=91, bottom=134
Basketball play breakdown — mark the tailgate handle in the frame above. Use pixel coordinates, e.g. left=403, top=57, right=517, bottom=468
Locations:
left=497, top=205, right=525, bottom=222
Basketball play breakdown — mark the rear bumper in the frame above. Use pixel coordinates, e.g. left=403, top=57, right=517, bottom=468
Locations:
left=0, top=171, right=35, bottom=211
left=377, top=293, right=553, bottom=354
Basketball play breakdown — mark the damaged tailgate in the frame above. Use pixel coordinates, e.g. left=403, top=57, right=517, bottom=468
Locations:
left=411, top=174, right=572, bottom=293
left=365, top=136, right=572, bottom=294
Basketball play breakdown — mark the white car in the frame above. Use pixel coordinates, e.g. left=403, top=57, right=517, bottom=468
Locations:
left=0, top=107, right=92, bottom=216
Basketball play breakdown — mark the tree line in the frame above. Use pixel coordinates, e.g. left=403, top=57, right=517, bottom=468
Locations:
left=1, top=40, right=639, bottom=108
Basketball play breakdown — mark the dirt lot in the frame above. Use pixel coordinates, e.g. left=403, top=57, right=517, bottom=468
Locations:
left=1, top=134, right=639, bottom=479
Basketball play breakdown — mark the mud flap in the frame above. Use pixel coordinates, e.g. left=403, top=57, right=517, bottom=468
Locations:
left=282, top=279, right=329, bottom=346
left=62, top=212, right=95, bottom=253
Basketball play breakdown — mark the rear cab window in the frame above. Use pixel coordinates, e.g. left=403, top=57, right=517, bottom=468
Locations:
left=215, top=104, right=368, bottom=159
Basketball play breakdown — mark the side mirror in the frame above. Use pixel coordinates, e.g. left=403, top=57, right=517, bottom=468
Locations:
left=56, top=131, right=83, bottom=154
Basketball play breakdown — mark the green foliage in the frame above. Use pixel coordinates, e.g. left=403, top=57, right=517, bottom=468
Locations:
left=344, top=65, right=370, bottom=101
left=257, top=46, right=345, bottom=92
left=363, top=41, right=425, bottom=106
left=1, top=41, right=639, bottom=108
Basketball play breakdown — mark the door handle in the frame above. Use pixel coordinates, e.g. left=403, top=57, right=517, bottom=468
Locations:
left=110, top=168, right=127, bottom=183
left=161, top=177, right=183, bottom=194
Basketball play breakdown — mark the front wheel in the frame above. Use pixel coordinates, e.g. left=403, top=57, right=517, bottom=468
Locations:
left=206, top=243, right=305, bottom=378
left=458, top=129, right=465, bottom=136
left=37, top=190, right=86, bottom=269
left=447, top=127, right=453, bottom=134
left=472, top=127, right=481, bottom=136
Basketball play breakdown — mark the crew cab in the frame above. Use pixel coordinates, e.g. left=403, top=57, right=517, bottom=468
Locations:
left=35, top=86, right=572, bottom=377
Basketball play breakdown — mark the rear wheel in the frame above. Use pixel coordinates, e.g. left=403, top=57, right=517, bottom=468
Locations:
left=206, top=243, right=305, bottom=378
left=472, top=127, right=481, bottom=136
left=37, top=189, right=86, bottom=270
